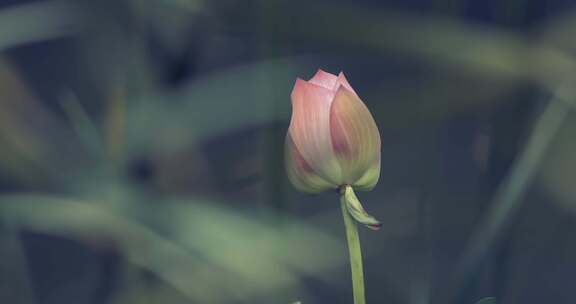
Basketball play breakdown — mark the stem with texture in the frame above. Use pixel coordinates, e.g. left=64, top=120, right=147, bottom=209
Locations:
left=340, top=185, right=366, bottom=304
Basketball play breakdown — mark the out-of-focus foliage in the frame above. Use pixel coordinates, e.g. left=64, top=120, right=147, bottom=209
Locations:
left=0, top=1, right=79, bottom=51
left=475, top=297, right=496, bottom=304
left=539, top=111, right=576, bottom=212
left=1, top=0, right=576, bottom=303
left=0, top=194, right=344, bottom=303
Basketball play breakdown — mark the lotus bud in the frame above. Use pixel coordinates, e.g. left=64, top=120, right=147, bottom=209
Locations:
left=286, top=69, right=381, bottom=229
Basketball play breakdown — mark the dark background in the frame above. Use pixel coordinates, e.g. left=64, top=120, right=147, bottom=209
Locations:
left=1, top=0, right=576, bottom=303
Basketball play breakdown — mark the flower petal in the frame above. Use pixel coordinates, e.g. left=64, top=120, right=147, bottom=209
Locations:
left=329, top=86, right=381, bottom=184
left=352, top=158, right=380, bottom=191
left=289, top=79, right=342, bottom=184
left=308, top=69, right=339, bottom=91
left=285, top=134, right=334, bottom=193
left=336, top=72, right=357, bottom=95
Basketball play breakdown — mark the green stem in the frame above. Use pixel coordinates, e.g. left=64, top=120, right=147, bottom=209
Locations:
left=340, top=186, right=366, bottom=304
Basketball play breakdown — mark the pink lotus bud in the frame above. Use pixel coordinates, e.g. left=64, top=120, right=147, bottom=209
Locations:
left=286, top=69, right=381, bottom=194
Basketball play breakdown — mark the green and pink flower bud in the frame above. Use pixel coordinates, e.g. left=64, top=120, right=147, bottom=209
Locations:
left=286, top=69, right=381, bottom=229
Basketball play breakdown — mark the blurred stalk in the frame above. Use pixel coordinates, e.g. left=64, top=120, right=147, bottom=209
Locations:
left=106, top=84, right=127, bottom=170
left=258, top=126, right=286, bottom=215
left=340, top=188, right=366, bottom=304
left=0, top=219, right=36, bottom=304
left=253, top=1, right=298, bottom=302
left=411, top=2, right=467, bottom=302
left=60, top=91, right=105, bottom=159
left=486, top=1, right=530, bottom=301
left=455, top=84, right=572, bottom=300
left=255, top=0, right=289, bottom=216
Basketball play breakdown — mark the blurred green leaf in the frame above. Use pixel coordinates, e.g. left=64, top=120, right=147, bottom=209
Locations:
left=0, top=2, right=80, bottom=51
left=475, top=297, right=496, bottom=304
left=0, top=193, right=344, bottom=303
left=124, top=58, right=303, bottom=156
